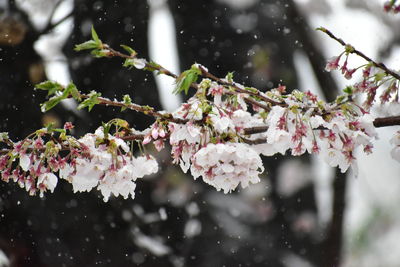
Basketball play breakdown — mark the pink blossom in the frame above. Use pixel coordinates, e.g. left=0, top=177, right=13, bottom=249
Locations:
left=344, top=68, right=356, bottom=79
left=64, top=122, right=74, bottom=130
left=325, top=56, right=341, bottom=72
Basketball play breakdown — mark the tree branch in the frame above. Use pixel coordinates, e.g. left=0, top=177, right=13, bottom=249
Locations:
left=318, top=27, right=400, bottom=81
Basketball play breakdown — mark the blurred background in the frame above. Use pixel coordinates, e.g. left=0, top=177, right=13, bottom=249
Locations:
left=0, top=0, right=399, bottom=266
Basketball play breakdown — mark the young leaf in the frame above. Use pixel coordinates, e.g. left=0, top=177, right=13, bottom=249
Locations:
left=102, top=122, right=110, bottom=138
left=77, top=91, right=101, bottom=112
left=120, top=45, right=137, bottom=56
left=144, top=61, right=161, bottom=72
left=74, top=40, right=99, bottom=51
left=174, top=65, right=201, bottom=95
left=0, top=132, right=9, bottom=142
left=40, top=95, right=64, bottom=112
left=121, top=94, right=132, bottom=111
left=226, top=72, right=234, bottom=83
left=91, top=26, right=101, bottom=44
left=66, top=82, right=81, bottom=100
left=35, top=81, right=63, bottom=96
left=90, top=49, right=110, bottom=58
left=343, top=86, right=354, bottom=95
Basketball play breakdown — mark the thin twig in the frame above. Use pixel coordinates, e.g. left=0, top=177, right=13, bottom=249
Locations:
left=78, top=94, right=187, bottom=124
left=318, top=27, right=400, bottom=81
left=198, top=65, right=285, bottom=107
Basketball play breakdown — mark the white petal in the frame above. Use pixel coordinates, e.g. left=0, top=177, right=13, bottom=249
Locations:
left=19, top=154, right=31, bottom=172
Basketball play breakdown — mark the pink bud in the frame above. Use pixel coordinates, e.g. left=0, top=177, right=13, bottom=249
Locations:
left=154, top=139, right=165, bottom=152
left=159, top=128, right=166, bottom=138
left=143, top=135, right=152, bottom=145
left=151, top=127, right=159, bottom=139
left=64, top=122, right=74, bottom=130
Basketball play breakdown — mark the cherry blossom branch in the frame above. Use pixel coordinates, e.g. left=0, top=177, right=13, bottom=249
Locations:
left=242, top=115, right=400, bottom=136
left=80, top=94, right=187, bottom=124
left=103, top=44, right=278, bottom=111
left=318, top=27, right=400, bottom=81
left=104, top=45, right=180, bottom=80
left=373, top=115, right=400, bottom=127
left=198, top=65, right=284, bottom=107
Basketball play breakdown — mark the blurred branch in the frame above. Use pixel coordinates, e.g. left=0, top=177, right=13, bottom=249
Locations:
left=45, top=0, right=64, bottom=28
left=40, top=7, right=73, bottom=36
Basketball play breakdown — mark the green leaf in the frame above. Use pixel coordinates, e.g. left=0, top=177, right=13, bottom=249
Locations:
left=91, top=26, right=101, bottom=44
left=40, top=95, right=64, bottom=112
left=0, top=132, right=9, bottom=142
left=144, top=61, right=161, bottom=72
left=335, top=95, right=346, bottom=104
left=115, top=119, right=129, bottom=128
left=374, top=72, right=386, bottom=82
left=90, top=49, right=110, bottom=58
left=66, top=82, right=81, bottom=100
left=226, top=72, right=234, bottom=83
left=123, top=58, right=135, bottom=69
left=74, top=40, right=99, bottom=51
left=35, top=81, right=63, bottom=96
left=77, top=91, right=101, bottom=111
left=120, top=45, right=137, bottom=56
left=102, top=122, right=110, bottom=138
left=343, top=86, right=354, bottom=95
left=121, top=94, right=132, bottom=111
left=245, top=86, right=257, bottom=93
left=45, top=122, right=56, bottom=132
left=174, top=65, right=201, bottom=95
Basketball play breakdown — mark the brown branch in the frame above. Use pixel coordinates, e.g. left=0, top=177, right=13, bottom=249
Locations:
left=105, top=46, right=178, bottom=79
left=78, top=94, right=187, bottom=124
left=242, top=115, right=400, bottom=136
left=318, top=27, right=400, bottom=81
left=224, top=91, right=271, bottom=111
left=373, top=115, right=400, bottom=127
left=106, top=46, right=273, bottom=111
left=121, top=134, right=145, bottom=141
left=198, top=65, right=285, bottom=107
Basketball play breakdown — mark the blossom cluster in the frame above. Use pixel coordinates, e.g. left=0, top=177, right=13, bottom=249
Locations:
left=325, top=54, right=399, bottom=109
left=384, top=0, right=400, bottom=13
left=144, top=77, right=378, bottom=194
left=191, top=143, right=263, bottom=193
left=1, top=26, right=400, bottom=200
left=0, top=125, right=158, bottom=201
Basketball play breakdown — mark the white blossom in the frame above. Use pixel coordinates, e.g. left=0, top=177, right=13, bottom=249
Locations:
left=37, top=172, right=58, bottom=193
left=19, top=154, right=31, bottom=172
left=191, top=143, right=263, bottom=193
